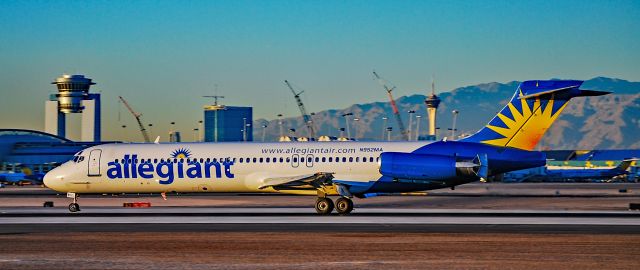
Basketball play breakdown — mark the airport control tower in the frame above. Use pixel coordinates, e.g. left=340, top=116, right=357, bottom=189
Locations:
left=424, top=79, right=441, bottom=141
left=44, top=74, right=101, bottom=142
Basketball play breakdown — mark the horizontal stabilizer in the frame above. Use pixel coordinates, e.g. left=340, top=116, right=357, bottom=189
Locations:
left=576, top=89, right=611, bottom=97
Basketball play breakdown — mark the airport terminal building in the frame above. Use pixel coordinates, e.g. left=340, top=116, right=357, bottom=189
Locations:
left=0, top=129, right=111, bottom=174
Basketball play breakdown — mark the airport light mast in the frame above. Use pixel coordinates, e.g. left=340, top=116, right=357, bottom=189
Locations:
left=373, top=71, right=409, bottom=141
left=284, top=80, right=316, bottom=139
left=118, top=96, right=151, bottom=143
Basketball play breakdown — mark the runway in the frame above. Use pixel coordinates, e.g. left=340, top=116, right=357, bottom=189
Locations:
left=1, top=207, right=639, bottom=234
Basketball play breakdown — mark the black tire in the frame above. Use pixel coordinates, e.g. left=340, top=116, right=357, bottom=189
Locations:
left=68, top=203, right=80, bottom=212
left=335, top=197, right=354, bottom=215
left=315, top=198, right=334, bottom=215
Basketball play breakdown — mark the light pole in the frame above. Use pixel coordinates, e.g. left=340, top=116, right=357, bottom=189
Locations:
left=353, top=118, right=360, bottom=141
left=386, top=127, right=393, bottom=141
left=147, top=123, right=153, bottom=138
left=381, top=116, right=388, bottom=140
left=408, top=110, right=416, bottom=140
left=415, top=115, right=422, bottom=141
left=342, top=113, right=353, bottom=140
left=242, top=118, right=247, bottom=142
left=193, top=128, right=199, bottom=142
left=277, top=114, right=284, bottom=138
left=261, top=122, right=268, bottom=142
left=197, top=120, right=203, bottom=142
left=451, top=110, right=459, bottom=139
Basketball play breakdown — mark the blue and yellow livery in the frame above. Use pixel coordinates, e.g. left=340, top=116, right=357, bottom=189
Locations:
left=461, top=80, right=609, bottom=150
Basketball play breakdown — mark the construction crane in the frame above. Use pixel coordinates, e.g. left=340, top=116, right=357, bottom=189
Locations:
left=373, top=71, right=409, bottom=141
left=284, top=80, right=316, bottom=139
left=202, top=95, right=225, bottom=106
left=118, top=96, right=151, bottom=143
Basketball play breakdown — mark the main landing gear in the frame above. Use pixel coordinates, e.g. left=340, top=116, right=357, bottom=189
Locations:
left=67, top=192, right=80, bottom=212
left=315, top=197, right=354, bottom=215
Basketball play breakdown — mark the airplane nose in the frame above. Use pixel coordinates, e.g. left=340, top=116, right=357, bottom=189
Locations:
left=43, top=168, right=62, bottom=191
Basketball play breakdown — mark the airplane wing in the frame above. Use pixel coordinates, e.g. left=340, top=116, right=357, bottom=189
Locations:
left=258, top=172, right=334, bottom=190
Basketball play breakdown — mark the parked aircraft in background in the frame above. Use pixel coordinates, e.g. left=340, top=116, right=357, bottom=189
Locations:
left=44, top=80, right=609, bottom=214
left=0, top=166, right=45, bottom=185
left=541, top=158, right=637, bottom=182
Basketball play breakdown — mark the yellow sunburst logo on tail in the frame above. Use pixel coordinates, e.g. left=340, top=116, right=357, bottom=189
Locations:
left=481, top=90, right=569, bottom=151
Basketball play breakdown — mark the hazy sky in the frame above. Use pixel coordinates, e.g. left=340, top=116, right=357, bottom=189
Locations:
left=0, top=0, right=638, bottom=142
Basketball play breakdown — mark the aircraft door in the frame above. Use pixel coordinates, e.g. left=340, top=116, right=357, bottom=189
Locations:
left=291, top=154, right=300, bottom=168
left=88, top=149, right=102, bottom=176
left=306, top=154, right=314, bottom=168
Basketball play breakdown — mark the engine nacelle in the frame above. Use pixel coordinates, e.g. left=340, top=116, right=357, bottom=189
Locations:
left=379, top=152, right=479, bottom=181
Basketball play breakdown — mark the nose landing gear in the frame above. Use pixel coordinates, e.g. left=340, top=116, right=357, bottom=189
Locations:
left=67, top=192, right=80, bottom=212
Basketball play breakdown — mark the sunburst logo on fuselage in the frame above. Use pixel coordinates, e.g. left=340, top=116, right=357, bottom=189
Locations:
left=171, top=148, right=192, bottom=159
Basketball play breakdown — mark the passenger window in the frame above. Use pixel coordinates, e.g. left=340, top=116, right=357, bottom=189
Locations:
left=322, top=157, right=326, bottom=162
left=369, top=157, right=374, bottom=162
left=239, top=158, right=244, bottom=163
left=315, top=157, right=319, bottom=162
left=266, top=158, right=270, bottom=163
left=336, top=157, right=340, bottom=163
left=376, top=157, right=380, bottom=162
left=293, top=157, right=298, bottom=162
left=286, top=157, right=291, bottom=162
left=355, top=157, right=359, bottom=162
left=253, top=158, right=257, bottom=163
left=279, top=157, right=284, bottom=163
left=328, top=157, right=332, bottom=162
left=259, top=158, right=264, bottom=163
left=115, top=159, right=119, bottom=163
left=342, top=157, right=347, bottom=162
left=349, top=157, right=353, bottom=162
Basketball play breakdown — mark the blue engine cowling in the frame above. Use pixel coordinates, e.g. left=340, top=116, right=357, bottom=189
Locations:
left=379, top=152, right=478, bottom=181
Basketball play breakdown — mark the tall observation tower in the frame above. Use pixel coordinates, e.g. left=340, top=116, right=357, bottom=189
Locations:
left=45, top=74, right=101, bottom=141
left=424, top=78, right=441, bottom=140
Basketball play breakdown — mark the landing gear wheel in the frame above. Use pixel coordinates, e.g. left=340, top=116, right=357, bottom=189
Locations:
left=68, top=203, right=80, bottom=212
left=335, top=197, right=354, bottom=215
left=315, top=198, right=334, bottom=215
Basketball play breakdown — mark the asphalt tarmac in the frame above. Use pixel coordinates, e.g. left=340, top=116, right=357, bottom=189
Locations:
left=1, top=207, right=639, bottom=234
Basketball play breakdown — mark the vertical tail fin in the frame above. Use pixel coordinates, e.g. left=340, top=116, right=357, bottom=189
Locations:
left=460, top=80, right=609, bottom=150
left=615, top=158, right=638, bottom=171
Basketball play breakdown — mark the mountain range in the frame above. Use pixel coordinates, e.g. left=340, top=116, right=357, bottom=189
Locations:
left=255, top=77, right=640, bottom=150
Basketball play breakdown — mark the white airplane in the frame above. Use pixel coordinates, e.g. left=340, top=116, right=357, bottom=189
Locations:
left=44, top=80, right=609, bottom=214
